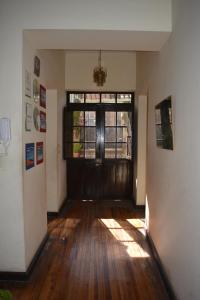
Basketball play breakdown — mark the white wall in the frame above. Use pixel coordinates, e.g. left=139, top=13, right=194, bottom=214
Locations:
left=23, top=37, right=48, bottom=268
left=65, top=51, right=136, bottom=91
left=23, top=40, right=66, bottom=268
left=46, top=90, right=58, bottom=212
left=135, top=95, right=147, bottom=206
left=136, top=0, right=200, bottom=299
left=0, top=0, right=170, bottom=272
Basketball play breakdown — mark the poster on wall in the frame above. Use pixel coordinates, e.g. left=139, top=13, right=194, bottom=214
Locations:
left=25, top=143, right=35, bottom=170
left=25, top=103, right=33, bottom=131
left=40, top=85, right=46, bottom=108
left=36, top=142, right=43, bottom=164
left=25, top=70, right=31, bottom=97
left=40, top=111, right=46, bottom=132
left=34, top=56, right=40, bottom=77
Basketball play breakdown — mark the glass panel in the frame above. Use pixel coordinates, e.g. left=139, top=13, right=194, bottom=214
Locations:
left=105, top=143, right=116, bottom=159
left=105, top=127, right=116, bottom=142
left=73, top=127, right=84, bottom=142
left=85, top=127, right=96, bottom=142
left=101, top=93, right=115, bottom=103
left=117, top=112, right=132, bottom=127
left=117, top=94, right=132, bottom=103
left=85, top=143, right=96, bottom=159
left=70, top=93, right=84, bottom=103
left=116, top=143, right=127, bottom=159
left=73, top=111, right=84, bottom=126
left=117, top=127, right=128, bottom=142
left=73, top=143, right=84, bottom=158
left=105, top=112, right=116, bottom=126
left=85, top=93, right=100, bottom=103
left=85, top=111, right=96, bottom=126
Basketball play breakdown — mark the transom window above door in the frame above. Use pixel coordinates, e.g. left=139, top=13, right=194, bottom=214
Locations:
left=68, top=92, right=132, bottom=104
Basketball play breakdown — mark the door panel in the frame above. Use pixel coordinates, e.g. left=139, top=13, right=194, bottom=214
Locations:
left=64, top=92, right=134, bottom=200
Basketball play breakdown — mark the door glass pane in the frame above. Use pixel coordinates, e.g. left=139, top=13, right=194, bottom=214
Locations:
left=117, top=112, right=132, bottom=127
left=85, top=127, right=96, bottom=142
left=73, top=111, right=84, bottom=126
left=70, top=93, right=84, bottom=103
left=85, top=111, right=96, bottom=126
left=117, top=94, right=132, bottom=103
left=105, top=143, right=116, bottom=158
left=85, top=143, right=96, bottom=159
left=73, top=143, right=84, bottom=158
left=117, top=127, right=128, bottom=142
left=85, top=94, right=100, bottom=103
left=116, top=143, right=127, bottom=159
left=105, top=112, right=116, bottom=126
left=73, top=127, right=84, bottom=142
left=105, top=127, right=116, bottom=142
left=101, top=94, right=115, bottom=103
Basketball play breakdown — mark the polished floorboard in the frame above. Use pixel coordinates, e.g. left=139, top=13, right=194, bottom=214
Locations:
left=1, top=200, right=170, bottom=300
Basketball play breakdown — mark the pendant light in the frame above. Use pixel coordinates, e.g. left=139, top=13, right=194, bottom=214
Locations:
left=93, top=50, right=107, bottom=87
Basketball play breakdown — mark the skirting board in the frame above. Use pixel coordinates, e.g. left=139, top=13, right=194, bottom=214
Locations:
left=47, top=198, right=68, bottom=217
left=0, top=233, right=49, bottom=281
left=146, top=233, right=177, bottom=300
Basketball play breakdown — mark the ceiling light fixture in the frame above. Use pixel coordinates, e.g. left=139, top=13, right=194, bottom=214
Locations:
left=93, top=50, right=107, bottom=87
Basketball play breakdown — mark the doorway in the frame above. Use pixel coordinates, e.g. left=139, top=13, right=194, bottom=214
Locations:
left=63, top=92, right=134, bottom=200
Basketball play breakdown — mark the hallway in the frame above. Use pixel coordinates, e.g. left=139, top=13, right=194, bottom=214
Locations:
left=1, top=200, right=169, bottom=300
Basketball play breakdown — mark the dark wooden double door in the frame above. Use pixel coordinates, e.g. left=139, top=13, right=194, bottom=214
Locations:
left=64, top=94, right=133, bottom=200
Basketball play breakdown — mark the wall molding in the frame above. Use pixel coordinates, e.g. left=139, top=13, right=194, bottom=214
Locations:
left=0, top=233, right=49, bottom=282
left=146, top=232, right=177, bottom=300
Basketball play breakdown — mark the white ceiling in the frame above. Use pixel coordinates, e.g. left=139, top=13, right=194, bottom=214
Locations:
left=24, top=29, right=171, bottom=51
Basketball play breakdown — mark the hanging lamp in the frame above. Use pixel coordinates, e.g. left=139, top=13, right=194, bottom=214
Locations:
left=93, top=50, right=107, bottom=87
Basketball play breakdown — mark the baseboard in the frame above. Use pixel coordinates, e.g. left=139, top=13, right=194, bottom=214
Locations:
left=146, top=232, right=177, bottom=300
left=47, top=197, right=68, bottom=217
left=0, top=233, right=49, bottom=282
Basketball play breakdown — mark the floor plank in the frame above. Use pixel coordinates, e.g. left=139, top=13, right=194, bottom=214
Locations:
left=0, top=200, right=170, bottom=300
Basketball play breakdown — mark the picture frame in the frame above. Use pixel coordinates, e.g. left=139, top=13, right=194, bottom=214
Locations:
left=34, top=56, right=40, bottom=77
left=40, top=111, right=46, bottom=132
left=36, top=142, right=44, bottom=164
left=25, top=102, right=33, bottom=131
left=25, top=70, right=31, bottom=97
left=33, top=78, right=40, bottom=103
left=155, top=96, right=173, bottom=150
left=33, top=106, right=40, bottom=131
left=25, top=143, right=35, bottom=170
left=40, top=85, right=46, bottom=108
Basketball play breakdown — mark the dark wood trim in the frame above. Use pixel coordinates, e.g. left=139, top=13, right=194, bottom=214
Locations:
left=47, top=198, right=68, bottom=217
left=0, top=233, right=49, bottom=282
left=146, top=232, right=177, bottom=300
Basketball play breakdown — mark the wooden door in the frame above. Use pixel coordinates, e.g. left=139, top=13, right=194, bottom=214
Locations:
left=63, top=92, right=134, bottom=200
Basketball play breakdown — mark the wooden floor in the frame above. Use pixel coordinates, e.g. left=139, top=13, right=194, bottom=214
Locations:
left=1, top=200, right=170, bottom=300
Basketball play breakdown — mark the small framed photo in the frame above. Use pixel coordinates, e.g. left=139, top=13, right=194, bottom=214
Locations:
left=36, top=142, right=44, bottom=164
left=40, top=111, right=46, bottom=132
left=25, top=70, right=31, bottom=97
left=25, top=103, right=33, bottom=131
left=25, top=143, right=35, bottom=170
left=40, top=85, right=46, bottom=108
left=34, top=56, right=40, bottom=77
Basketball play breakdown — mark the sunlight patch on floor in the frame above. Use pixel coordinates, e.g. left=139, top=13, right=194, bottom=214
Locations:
left=100, top=218, right=149, bottom=258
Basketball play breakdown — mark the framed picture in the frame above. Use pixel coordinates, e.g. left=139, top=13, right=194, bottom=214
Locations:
left=33, top=106, right=40, bottom=131
left=25, top=143, right=35, bottom=170
left=25, top=70, right=31, bottom=97
left=40, top=85, right=46, bottom=108
left=34, top=56, right=40, bottom=77
left=40, top=111, right=46, bottom=132
left=33, top=78, right=40, bottom=103
left=155, top=96, right=173, bottom=150
left=36, top=142, right=44, bottom=164
left=25, top=103, right=33, bottom=131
